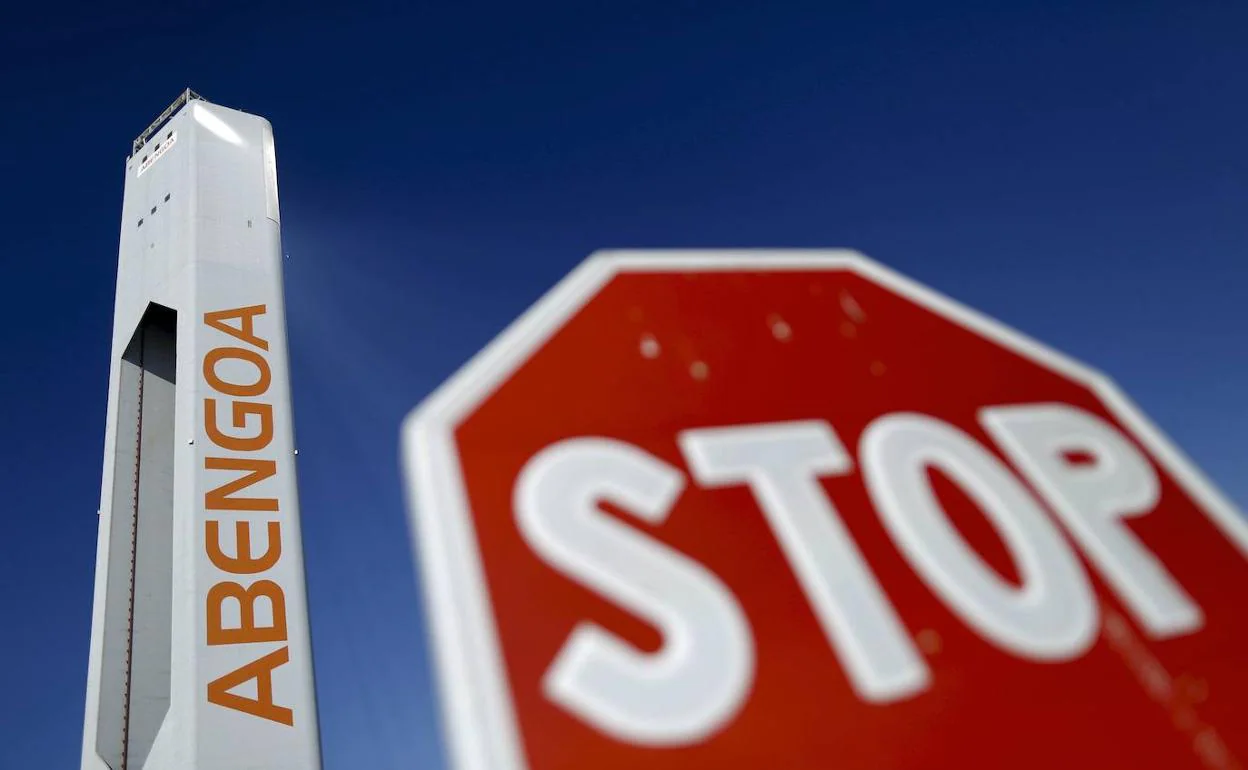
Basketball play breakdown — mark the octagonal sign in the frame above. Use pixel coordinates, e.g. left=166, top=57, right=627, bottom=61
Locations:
left=402, top=250, right=1248, bottom=770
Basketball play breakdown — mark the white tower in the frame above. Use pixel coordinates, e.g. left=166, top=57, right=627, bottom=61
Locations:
left=81, top=90, right=322, bottom=770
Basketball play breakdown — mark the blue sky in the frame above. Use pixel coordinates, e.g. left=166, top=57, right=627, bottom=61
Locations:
left=1, top=2, right=1246, bottom=767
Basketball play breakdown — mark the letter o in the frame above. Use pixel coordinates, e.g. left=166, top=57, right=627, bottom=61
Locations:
left=204, top=347, right=271, bottom=397
left=860, top=413, right=1098, bottom=662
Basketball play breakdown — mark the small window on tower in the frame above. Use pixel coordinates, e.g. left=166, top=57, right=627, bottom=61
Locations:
left=150, top=206, right=157, bottom=215
left=164, top=193, right=171, bottom=202
left=167, top=131, right=173, bottom=139
left=137, top=219, right=144, bottom=228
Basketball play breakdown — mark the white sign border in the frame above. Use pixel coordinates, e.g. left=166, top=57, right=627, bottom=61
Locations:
left=401, top=249, right=1248, bottom=770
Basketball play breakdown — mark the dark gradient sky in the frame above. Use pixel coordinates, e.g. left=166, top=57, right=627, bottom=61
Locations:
left=2, top=2, right=1246, bottom=767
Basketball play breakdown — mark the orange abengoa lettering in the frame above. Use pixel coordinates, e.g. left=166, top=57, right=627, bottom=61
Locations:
left=207, top=647, right=294, bottom=726
left=207, top=579, right=288, bottom=646
left=204, top=456, right=278, bottom=511
left=202, top=304, right=294, bottom=728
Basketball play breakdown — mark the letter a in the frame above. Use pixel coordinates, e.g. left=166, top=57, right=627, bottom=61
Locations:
left=207, top=646, right=294, bottom=725
left=205, top=304, right=269, bottom=351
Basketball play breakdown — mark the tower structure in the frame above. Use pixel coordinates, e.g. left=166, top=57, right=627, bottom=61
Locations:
left=81, top=90, right=321, bottom=769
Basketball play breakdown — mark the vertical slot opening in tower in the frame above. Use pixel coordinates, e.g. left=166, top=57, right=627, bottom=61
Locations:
left=97, top=303, right=176, bottom=770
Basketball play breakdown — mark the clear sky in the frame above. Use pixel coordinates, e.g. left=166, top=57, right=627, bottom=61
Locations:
left=2, top=2, right=1246, bottom=767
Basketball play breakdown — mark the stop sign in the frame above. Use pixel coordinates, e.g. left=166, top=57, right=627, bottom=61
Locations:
left=402, top=250, right=1248, bottom=770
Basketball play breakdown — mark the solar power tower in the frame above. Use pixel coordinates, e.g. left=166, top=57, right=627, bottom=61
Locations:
left=81, top=90, right=321, bottom=770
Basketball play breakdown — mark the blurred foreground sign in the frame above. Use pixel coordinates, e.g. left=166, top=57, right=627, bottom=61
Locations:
left=402, top=250, right=1248, bottom=770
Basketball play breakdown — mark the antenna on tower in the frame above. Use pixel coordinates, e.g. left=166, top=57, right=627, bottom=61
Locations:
left=132, top=88, right=204, bottom=156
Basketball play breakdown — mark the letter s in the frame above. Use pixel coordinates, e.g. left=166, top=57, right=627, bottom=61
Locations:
left=514, top=437, right=754, bottom=746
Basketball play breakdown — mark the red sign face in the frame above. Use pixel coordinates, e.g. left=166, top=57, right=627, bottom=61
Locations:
left=403, top=251, right=1248, bottom=770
